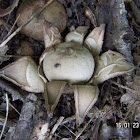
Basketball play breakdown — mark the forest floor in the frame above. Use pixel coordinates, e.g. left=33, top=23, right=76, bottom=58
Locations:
left=0, top=0, right=140, bottom=140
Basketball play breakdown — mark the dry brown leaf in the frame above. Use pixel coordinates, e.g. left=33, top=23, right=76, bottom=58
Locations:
left=0, top=0, right=19, bottom=17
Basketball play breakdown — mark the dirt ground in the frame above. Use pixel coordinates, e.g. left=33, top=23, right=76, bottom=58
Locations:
left=0, top=0, right=140, bottom=140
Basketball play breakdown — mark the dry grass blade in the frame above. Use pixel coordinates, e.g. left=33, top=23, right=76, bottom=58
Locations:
left=2, top=14, right=20, bottom=41
left=61, top=115, right=76, bottom=125
left=9, top=102, right=20, bottom=115
left=0, top=94, right=9, bottom=139
left=75, top=115, right=96, bottom=140
left=49, top=116, right=64, bottom=139
left=0, top=0, right=54, bottom=48
left=110, top=80, right=138, bottom=95
left=62, top=125, right=76, bottom=137
left=91, top=117, right=101, bottom=140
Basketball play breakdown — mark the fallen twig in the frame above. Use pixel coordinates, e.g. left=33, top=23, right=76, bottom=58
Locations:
left=61, top=115, right=76, bottom=125
left=109, top=80, right=140, bottom=102
left=91, top=117, right=101, bottom=140
left=49, top=116, right=64, bottom=140
left=5, top=94, right=37, bottom=140
left=3, top=14, right=20, bottom=41
left=9, top=102, right=21, bottom=115
left=62, top=125, right=76, bottom=137
left=75, top=115, right=96, bottom=140
left=109, top=80, right=137, bottom=94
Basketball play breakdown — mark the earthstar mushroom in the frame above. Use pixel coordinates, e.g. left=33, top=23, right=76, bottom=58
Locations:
left=0, top=57, right=44, bottom=93
left=39, top=24, right=134, bottom=124
left=0, top=15, right=134, bottom=124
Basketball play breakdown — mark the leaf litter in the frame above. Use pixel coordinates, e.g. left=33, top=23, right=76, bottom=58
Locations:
left=0, top=0, right=140, bottom=139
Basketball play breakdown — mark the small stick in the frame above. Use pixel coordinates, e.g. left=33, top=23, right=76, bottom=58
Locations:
left=62, top=125, right=76, bottom=136
left=49, top=116, right=64, bottom=140
left=109, top=80, right=140, bottom=102
left=61, top=115, right=76, bottom=125
left=75, top=115, right=95, bottom=140
left=0, top=94, right=9, bottom=139
left=3, top=14, right=20, bottom=41
left=109, top=80, right=137, bottom=94
left=124, top=101, right=137, bottom=121
left=0, top=0, right=54, bottom=48
left=91, top=117, right=101, bottom=140
left=0, top=131, right=6, bottom=137
left=9, top=102, right=21, bottom=115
